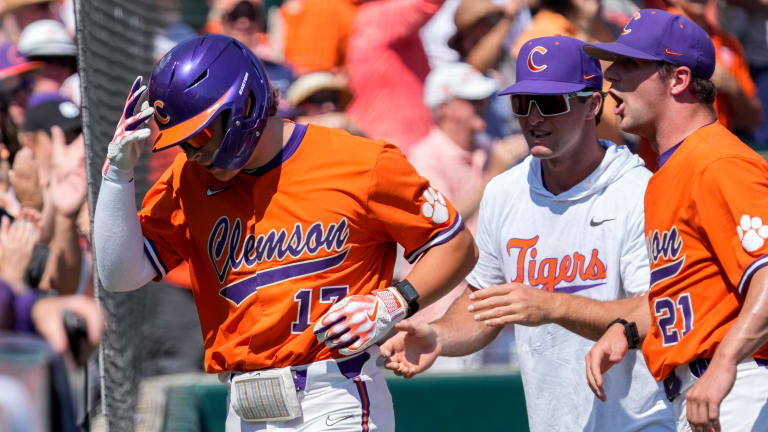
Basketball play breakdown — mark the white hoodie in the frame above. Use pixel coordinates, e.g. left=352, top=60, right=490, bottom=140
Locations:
left=467, top=141, right=674, bottom=432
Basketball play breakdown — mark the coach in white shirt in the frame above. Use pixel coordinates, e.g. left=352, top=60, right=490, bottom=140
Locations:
left=381, top=35, right=674, bottom=432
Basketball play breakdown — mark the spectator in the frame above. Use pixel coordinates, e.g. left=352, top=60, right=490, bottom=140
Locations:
left=0, top=43, right=39, bottom=143
left=17, top=19, right=79, bottom=105
left=346, top=0, right=444, bottom=155
left=218, top=1, right=296, bottom=117
left=221, top=0, right=268, bottom=54
left=725, top=1, right=768, bottom=147
left=286, top=71, right=360, bottom=133
left=449, top=0, right=520, bottom=75
left=447, top=0, right=525, bottom=138
left=277, top=0, right=357, bottom=73
left=665, top=0, right=762, bottom=135
left=0, top=0, right=61, bottom=43
left=19, top=97, right=86, bottom=295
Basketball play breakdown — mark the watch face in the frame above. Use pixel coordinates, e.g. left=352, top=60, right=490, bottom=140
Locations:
left=395, top=280, right=419, bottom=302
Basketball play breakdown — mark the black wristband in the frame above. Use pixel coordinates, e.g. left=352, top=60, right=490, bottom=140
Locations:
left=393, top=279, right=420, bottom=318
left=607, top=318, right=640, bottom=349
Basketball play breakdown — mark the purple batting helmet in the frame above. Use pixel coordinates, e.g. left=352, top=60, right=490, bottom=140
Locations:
left=148, top=34, right=273, bottom=170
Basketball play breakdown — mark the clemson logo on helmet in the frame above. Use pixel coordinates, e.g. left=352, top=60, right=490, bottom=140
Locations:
left=527, top=46, right=547, bottom=72
left=621, top=11, right=641, bottom=35
left=153, top=100, right=170, bottom=124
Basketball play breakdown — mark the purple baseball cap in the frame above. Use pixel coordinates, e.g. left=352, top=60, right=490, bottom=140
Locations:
left=0, top=43, right=42, bottom=79
left=584, top=9, right=715, bottom=79
left=500, top=36, right=602, bottom=95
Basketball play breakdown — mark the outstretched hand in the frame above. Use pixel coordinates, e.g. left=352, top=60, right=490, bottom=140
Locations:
left=585, top=323, right=629, bottom=401
left=380, top=320, right=441, bottom=378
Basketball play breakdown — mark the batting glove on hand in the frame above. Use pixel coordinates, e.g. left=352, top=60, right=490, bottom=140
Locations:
left=314, top=288, right=408, bottom=356
left=102, top=76, right=154, bottom=183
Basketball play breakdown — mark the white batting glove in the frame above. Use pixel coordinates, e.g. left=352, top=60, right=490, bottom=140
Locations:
left=314, top=288, right=409, bottom=356
left=102, top=76, right=154, bottom=183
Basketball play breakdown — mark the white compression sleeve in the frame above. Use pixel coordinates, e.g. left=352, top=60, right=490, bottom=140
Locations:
left=93, top=177, right=158, bottom=292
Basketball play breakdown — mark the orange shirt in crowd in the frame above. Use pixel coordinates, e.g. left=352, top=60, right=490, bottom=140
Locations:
left=138, top=124, right=463, bottom=373
left=510, top=9, right=624, bottom=146
left=279, top=0, right=358, bottom=74
left=710, top=28, right=757, bottom=131
left=643, top=122, right=768, bottom=381
left=664, top=7, right=757, bottom=132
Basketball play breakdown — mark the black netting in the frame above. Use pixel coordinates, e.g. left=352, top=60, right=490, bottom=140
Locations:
left=75, top=1, right=177, bottom=430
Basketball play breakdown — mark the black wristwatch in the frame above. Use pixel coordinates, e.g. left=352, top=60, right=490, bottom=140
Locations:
left=607, top=318, right=640, bottom=349
left=393, top=279, right=420, bottom=318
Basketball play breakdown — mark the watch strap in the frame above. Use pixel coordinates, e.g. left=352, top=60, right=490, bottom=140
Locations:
left=607, top=318, right=640, bottom=349
left=393, top=279, right=420, bottom=318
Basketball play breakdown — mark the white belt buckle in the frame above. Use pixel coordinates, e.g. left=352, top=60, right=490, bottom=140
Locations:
left=230, top=367, right=302, bottom=422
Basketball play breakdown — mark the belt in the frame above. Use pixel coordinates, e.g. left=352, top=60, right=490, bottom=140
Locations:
left=292, top=352, right=371, bottom=391
left=663, top=357, right=768, bottom=401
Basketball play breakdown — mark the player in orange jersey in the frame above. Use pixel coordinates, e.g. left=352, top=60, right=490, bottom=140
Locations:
left=584, top=9, right=768, bottom=432
left=92, top=34, right=477, bottom=432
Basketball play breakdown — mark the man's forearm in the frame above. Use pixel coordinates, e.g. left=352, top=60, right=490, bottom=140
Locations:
left=713, top=267, right=768, bottom=364
left=550, top=294, right=649, bottom=341
left=432, top=287, right=501, bottom=356
left=40, top=212, right=82, bottom=294
left=404, top=227, right=478, bottom=308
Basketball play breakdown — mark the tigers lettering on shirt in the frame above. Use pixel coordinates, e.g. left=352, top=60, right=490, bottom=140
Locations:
left=138, top=124, right=464, bottom=373
left=506, top=236, right=607, bottom=293
left=642, top=122, right=768, bottom=382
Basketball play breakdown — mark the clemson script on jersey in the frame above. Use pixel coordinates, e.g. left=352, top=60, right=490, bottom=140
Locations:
left=643, top=122, right=768, bottom=381
left=138, top=124, right=463, bottom=373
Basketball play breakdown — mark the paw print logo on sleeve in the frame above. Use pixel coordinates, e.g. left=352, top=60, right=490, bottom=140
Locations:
left=422, top=186, right=449, bottom=224
left=737, top=215, right=768, bottom=252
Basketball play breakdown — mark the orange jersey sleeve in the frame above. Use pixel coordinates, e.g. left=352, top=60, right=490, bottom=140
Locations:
left=643, top=123, right=768, bottom=381
left=366, top=143, right=463, bottom=263
left=138, top=153, right=193, bottom=279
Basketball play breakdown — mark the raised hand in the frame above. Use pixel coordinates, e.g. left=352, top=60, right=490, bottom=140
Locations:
left=50, top=127, right=86, bottom=217
left=102, top=76, right=154, bottom=177
left=314, top=287, right=408, bottom=356
left=9, top=147, right=43, bottom=211
left=0, top=210, right=42, bottom=288
left=381, top=320, right=441, bottom=378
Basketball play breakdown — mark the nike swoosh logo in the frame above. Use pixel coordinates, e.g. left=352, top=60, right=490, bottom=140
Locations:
left=326, top=414, right=354, bottom=426
left=590, top=217, right=615, bottom=227
left=367, top=304, right=379, bottom=322
left=206, top=186, right=231, bottom=196
left=665, top=48, right=683, bottom=56
left=583, top=74, right=597, bottom=80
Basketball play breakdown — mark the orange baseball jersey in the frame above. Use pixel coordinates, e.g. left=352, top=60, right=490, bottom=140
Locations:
left=137, top=123, right=463, bottom=373
left=642, top=122, right=768, bottom=381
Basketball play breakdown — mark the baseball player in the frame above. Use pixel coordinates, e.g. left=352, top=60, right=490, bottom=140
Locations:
left=583, top=9, right=768, bottom=432
left=381, top=36, right=674, bottom=432
left=92, top=34, right=477, bottom=431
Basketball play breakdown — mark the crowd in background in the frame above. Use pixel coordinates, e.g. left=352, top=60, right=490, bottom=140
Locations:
left=0, top=0, right=767, bottom=429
